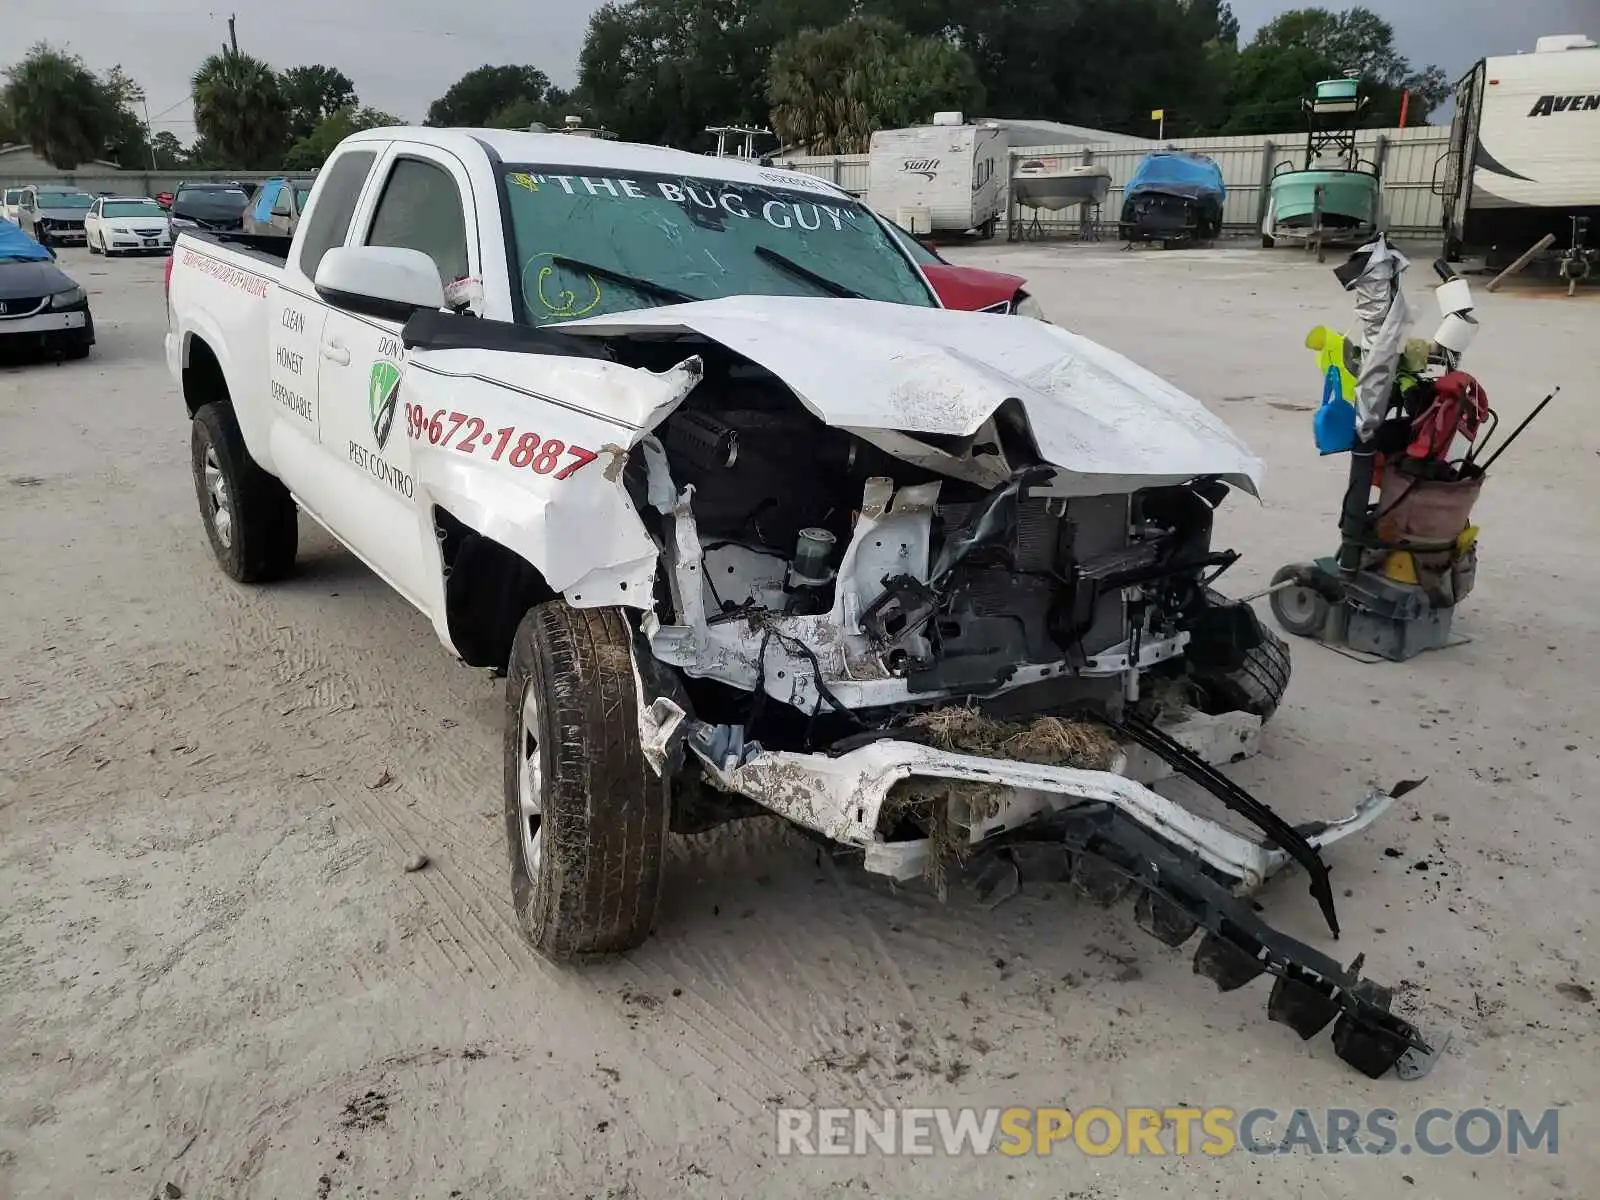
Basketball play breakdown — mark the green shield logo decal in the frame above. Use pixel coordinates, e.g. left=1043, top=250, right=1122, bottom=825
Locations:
left=368, top=360, right=402, bottom=450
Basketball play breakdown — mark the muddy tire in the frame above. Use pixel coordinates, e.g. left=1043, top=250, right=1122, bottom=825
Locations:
left=1195, top=623, right=1292, bottom=724
left=503, top=601, right=666, bottom=959
left=191, top=401, right=298, bottom=583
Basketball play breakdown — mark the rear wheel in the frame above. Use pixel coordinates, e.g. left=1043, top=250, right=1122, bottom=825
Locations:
left=503, top=601, right=667, bottom=959
left=190, top=401, right=298, bottom=582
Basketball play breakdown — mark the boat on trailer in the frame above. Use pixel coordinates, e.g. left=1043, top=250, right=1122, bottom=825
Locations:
left=1012, top=158, right=1113, bottom=212
left=1263, top=77, right=1382, bottom=260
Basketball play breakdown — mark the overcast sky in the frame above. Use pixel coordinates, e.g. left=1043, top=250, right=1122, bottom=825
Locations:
left=9, top=0, right=1595, bottom=142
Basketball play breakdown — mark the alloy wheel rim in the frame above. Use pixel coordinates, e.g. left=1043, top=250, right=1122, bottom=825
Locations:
left=517, top=684, right=544, bottom=880
left=203, top=446, right=233, bottom=548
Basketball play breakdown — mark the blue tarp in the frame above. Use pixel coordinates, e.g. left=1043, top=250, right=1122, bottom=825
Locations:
left=1126, top=153, right=1225, bottom=202
left=0, top=217, right=52, bottom=261
left=252, top=178, right=285, bottom=224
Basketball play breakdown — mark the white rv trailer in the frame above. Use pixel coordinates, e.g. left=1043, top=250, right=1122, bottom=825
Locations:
left=866, top=113, right=1007, bottom=237
left=1440, top=33, right=1600, bottom=264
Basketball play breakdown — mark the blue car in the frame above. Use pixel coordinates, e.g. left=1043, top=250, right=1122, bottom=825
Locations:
left=0, top=218, right=94, bottom=359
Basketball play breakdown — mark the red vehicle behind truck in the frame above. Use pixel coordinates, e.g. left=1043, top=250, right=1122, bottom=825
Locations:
left=883, top=220, right=1043, bottom=316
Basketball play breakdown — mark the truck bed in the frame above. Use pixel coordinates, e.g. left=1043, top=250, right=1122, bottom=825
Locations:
left=179, top=229, right=293, bottom=267
left=167, top=231, right=293, bottom=481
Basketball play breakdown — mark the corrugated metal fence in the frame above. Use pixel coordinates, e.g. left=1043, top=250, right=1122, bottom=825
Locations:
left=0, top=170, right=282, bottom=197
left=779, top=125, right=1451, bottom=238
left=5, top=127, right=1453, bottom=237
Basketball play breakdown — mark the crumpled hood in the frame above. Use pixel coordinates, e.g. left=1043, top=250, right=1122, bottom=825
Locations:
left=561, top=296, right=1263, bottom=497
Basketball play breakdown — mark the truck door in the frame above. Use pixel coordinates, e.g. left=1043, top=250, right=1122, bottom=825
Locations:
left=266, top=147, right=375, bottom=534
left=266, top=288, right=324, bottom=471
left=314, top=146, right=481, bottom=608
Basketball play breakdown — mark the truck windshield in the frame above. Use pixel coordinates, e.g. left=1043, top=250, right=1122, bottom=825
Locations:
left=37, top=192, right=93, bottom=209
left=884, top=220, right=942, bottom=266
left=499, top=166, right=934, bottom=324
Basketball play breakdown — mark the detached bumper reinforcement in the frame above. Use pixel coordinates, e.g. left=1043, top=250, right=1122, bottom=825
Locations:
left=1050, top=803, right=1431, bottom=1078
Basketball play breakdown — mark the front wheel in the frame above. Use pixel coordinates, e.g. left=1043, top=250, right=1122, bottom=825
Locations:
left=1194, top=624, right=1292, bottom=723
left=503, top=602, right=667, bottom=959
left=190, top=402, right=298, bottom=582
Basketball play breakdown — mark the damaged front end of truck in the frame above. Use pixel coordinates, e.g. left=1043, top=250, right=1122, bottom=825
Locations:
left=407, top=297, right=1431, bottom=1077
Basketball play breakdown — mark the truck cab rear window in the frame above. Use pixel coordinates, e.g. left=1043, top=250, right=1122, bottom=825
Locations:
left=296, top=149, right=376, bottom=281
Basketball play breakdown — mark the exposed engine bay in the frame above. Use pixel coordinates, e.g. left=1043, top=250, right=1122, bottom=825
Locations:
left=623, top=341, right=1253, bottom=733
left=575, top=321, right=1434, bottom=1080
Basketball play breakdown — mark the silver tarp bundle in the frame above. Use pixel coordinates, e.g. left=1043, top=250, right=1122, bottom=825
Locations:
left=1341, top=235, right=1412, bottom=439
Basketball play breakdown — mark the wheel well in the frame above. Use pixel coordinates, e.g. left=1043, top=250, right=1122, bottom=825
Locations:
left=435, top=506, right=558, bottom=669
left=182, top=336, right=228, bottom=416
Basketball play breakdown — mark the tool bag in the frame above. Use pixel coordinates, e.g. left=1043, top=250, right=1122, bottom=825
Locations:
left=1373, top=462, right=1483, bottom=605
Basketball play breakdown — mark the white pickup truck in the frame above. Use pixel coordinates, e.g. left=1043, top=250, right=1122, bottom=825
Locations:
left=165, top=127, right=1425, bottom=1076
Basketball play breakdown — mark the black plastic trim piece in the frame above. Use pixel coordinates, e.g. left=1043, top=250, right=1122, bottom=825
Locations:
left=1111, top=714, right=1341, bottom=936
left=313, top=284, right=421, bottom=324
left=400, top=307, right=611, bottom=359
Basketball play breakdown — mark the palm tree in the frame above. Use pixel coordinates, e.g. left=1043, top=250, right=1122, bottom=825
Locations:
left=192, top=50, right=291, bottom=168
left=767, top=18, right=981, bottom=155
left=768, top=21, right=890, bottom=154
left=2, top=42, right=115, bottom=168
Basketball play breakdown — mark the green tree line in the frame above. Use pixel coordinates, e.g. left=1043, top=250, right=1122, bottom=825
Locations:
left=0, top=4, right=1451, bottom=172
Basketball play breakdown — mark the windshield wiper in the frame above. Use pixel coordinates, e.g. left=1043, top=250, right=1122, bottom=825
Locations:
left=754, top=245, right=864, bottom=299
left=548, top=255, right=700, bottom=305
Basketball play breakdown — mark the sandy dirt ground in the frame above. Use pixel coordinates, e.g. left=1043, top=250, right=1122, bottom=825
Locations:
left=1, top=241, right=1595, bottom=1199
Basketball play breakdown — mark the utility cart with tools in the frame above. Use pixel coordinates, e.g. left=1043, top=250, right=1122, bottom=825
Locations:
left=1268, top=235, right=1558, bottom=661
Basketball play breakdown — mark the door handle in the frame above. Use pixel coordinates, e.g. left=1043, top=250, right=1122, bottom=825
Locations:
left=321, top=339, right=350, bottom=366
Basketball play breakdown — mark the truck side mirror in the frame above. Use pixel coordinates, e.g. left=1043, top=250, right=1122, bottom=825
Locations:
left=314, top=246, right=445, bottom=322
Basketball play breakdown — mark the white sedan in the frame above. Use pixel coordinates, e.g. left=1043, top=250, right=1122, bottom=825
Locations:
left=85, top=197, right=173, bottom=257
